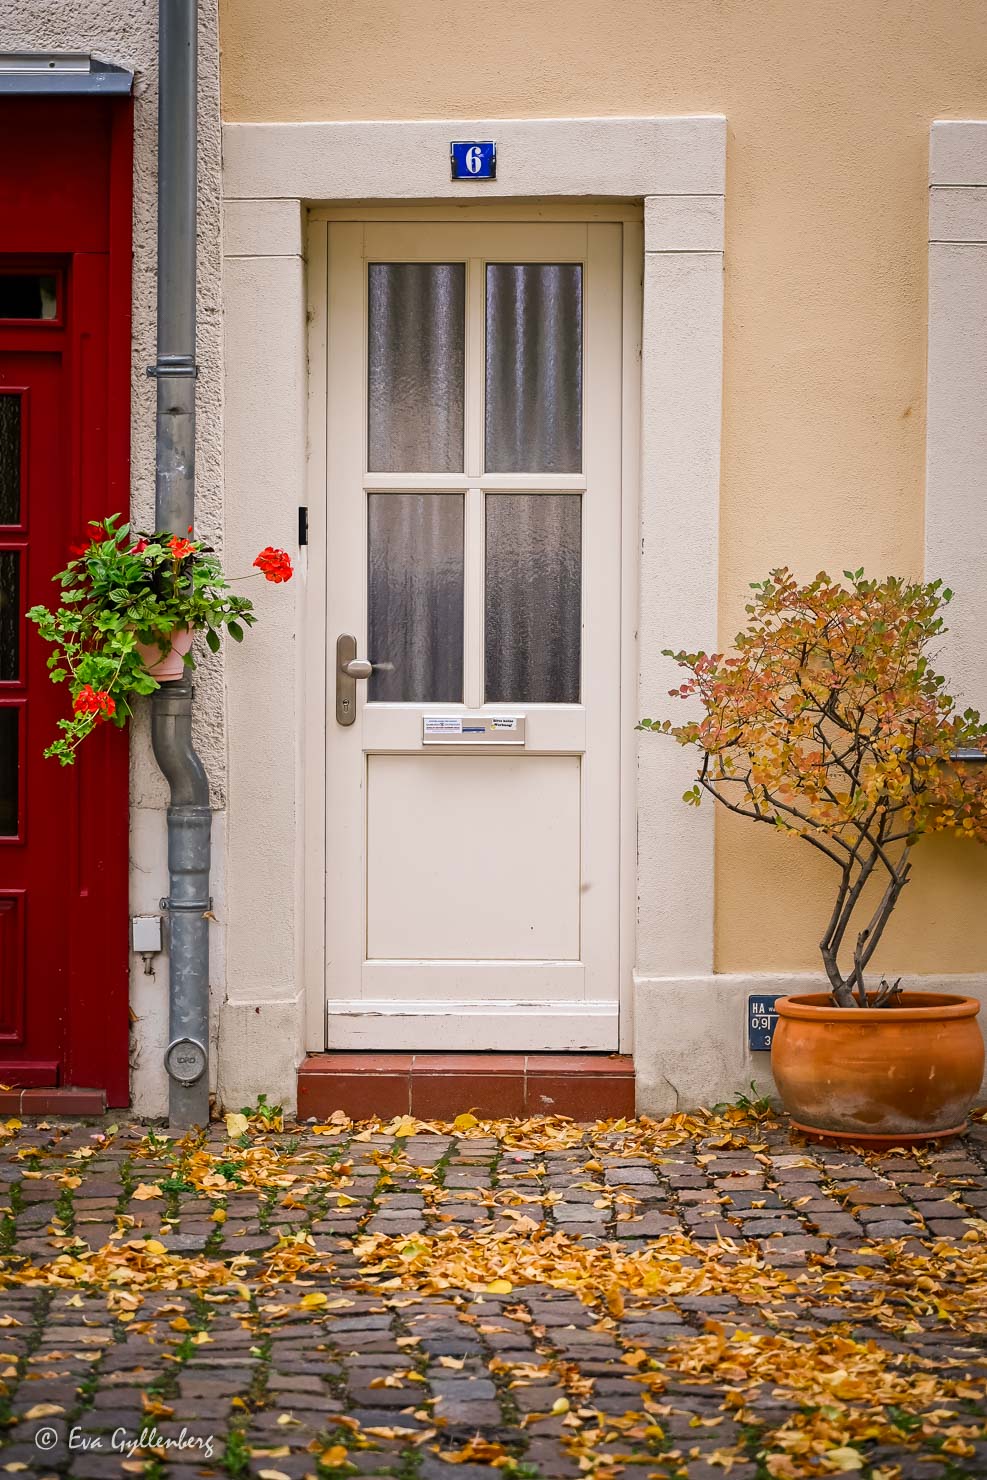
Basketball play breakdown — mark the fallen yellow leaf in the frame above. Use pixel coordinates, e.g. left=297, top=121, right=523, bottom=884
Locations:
left=387, top=1115, right=420, bottom=1138
left=822, top=1449, right=864, bottom=1472
left=299, top=1292, right=328, bottom=1309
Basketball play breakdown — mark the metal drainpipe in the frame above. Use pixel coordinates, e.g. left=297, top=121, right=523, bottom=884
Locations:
left=150, top=0, right=211, bottom=1129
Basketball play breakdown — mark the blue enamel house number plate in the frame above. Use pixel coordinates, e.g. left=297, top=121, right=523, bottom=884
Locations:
left=450, top=141, right=497, bottom=180
left=748, top=994, right=782, bottom=1052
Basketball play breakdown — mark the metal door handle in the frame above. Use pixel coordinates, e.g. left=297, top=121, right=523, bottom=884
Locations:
left=336, top=633, right=373, bottom=725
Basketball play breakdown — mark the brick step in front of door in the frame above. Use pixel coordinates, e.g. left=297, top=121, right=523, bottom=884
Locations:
left=297, top=1053, right=635, bottom=1121
left=0, top=1087, right=107, bottom=1115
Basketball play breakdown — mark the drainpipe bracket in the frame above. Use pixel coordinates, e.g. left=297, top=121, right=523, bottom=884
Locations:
left=160, top=896, right=213, bottom=913
left=147, top=356, right=199, bottom=379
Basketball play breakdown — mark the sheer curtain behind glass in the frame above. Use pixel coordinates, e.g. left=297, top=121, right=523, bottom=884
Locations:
left=485, top=495, right=581, bottom=703
left=368, top=493, right=464, bottom=703
left=485, top=264, right=582, bottom=473
left=368, top=264, right=465, bottom=472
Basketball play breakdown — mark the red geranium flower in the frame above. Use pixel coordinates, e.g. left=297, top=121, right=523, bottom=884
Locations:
left=132, top=538, right=148, bottom=554
left=254, top=546, right=293, bottom=584
left=168, top=535, right=196, bottom=560
left=72, top=686, right=116, bottom=722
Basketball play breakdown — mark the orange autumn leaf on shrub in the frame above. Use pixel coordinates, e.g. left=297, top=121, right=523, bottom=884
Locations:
left=642, top=569, right=987, bottom=1008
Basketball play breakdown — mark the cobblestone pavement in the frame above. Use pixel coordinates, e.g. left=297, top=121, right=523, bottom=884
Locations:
left=1, top=1109, right=987, bottom=1479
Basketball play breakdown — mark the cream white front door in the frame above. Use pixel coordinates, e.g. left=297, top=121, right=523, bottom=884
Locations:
left=321, top=219, right=624, bottom=1050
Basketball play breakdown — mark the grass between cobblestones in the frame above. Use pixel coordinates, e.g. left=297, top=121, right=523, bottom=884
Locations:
left=0, top=1104, right=985, bottom=1479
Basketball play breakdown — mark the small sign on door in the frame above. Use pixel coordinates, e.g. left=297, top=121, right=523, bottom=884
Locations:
left=423, top=716, right=463, bottom=736
left=422, top=714, right=525, bottom=745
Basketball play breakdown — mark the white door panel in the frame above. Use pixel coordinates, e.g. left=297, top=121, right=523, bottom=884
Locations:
left=323, top=220, right=624, bottom=1049
left=366, top=754, right=581, bottom=961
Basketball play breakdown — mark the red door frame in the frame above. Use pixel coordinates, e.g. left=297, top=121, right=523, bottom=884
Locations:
left=0, top=97, right=133, bottom=1104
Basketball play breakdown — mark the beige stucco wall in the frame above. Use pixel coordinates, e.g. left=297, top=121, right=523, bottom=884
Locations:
left=220, top=0, right=987, bottom=982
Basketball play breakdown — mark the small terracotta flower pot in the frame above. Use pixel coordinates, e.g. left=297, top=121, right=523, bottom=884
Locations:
left=135, top=626, right=194, bottom=681
left=771, top=991, right=984, bottom=1147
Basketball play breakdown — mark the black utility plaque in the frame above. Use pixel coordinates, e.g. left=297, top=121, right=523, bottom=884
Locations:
left=748, top=994, right=782, bottom=1052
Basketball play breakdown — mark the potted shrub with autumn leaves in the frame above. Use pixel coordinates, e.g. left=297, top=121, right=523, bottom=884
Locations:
left=28, top=516, right=293, bottom=764
left=641, top=569, right=987, bottom=1144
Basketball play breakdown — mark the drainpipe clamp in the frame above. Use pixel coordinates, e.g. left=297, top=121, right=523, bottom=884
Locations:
left=146, top=354, right=199, bottom=378
left=160, top=896, right=213, bottom=913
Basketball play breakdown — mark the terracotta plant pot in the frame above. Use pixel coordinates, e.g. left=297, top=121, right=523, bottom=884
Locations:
left=135, top=626, right=194, bottom=682
left=771, top=991, right=985, bottom=1146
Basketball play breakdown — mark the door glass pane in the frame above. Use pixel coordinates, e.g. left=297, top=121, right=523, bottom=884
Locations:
left=368, top=263, right=466, bottom=472
left=0, top=554, right=19, bottom=681
left=0, top=709, right=17, bottom=836
left=368, top=493, right=464, bottom=702
left=0, top=398, right=20, bottom=524
left=485, top=494, right=581, bottom=703
left=485, top=264, right=582, bottom=473
left=0, top=274, right=57, bottom=321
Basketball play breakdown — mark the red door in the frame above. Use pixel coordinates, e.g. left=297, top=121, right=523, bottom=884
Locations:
left=0, top=98, right=132, bottom=1104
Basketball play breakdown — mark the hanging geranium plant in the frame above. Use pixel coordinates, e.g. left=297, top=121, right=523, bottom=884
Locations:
left=28, top=515, right=293, bottom=764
